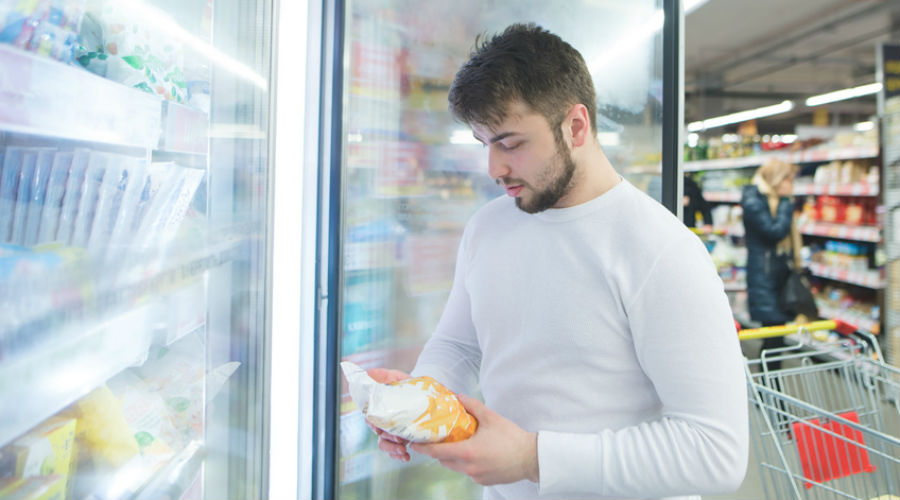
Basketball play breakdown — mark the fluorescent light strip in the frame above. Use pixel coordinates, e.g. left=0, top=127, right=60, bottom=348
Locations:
left=805, top=83, right=881, bottom=107
left=121, top=0, right=268, bottom=91
left=687, top=100, right=794, bottom=132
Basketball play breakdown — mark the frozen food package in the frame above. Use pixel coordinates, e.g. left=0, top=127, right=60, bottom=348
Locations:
left=55, top=149, right=89, bottom=245
left=135, top=163, right=204, bottom=252
left=23, top=149, right=56, bottom=246
left=64, top=384, right=140, bottom=467
left=83, top=1, right=187, bottom=102
left=9, top=151, right=37, bottom=246
left=105, top=160, right=148, bottom=259
left=86, top=155, right=129, bottom=254
left=0, top=147, right=24, bottom=242
left=340, top=361, right=477, bottom=443
left=37, top=152, right=73, bottom=243
left=70, top=151, right=108, bottom=248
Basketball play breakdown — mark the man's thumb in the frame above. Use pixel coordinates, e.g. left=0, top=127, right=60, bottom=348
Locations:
left=456, top=393, right=488, bottom=419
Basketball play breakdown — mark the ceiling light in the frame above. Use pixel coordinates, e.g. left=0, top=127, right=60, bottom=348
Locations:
left=805, top=83, right=882, bottom=107
left=853, top=121, right=875, bottom=132
left=687, top=100, right=794, bottom=132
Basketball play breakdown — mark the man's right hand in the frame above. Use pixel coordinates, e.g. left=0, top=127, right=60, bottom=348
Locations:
left=365, top=368, right=413, bottom=462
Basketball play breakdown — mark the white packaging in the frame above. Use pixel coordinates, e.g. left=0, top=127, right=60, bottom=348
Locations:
left=23, top=148, right=57, bottom=246
left=87, top=155, right=128, bottom=254
left=9, top=150, right=37, bottom=245
left=0, top=147, right=24, bottom=242
left=56, top=149, right=90, bottom=245
left=340, top=361, right=477, bottom=443
left=105, top=160, right=149, bottom=260
left=70, top=151, right=108, bottom=247
left=37, top=152, right=74, bottom=243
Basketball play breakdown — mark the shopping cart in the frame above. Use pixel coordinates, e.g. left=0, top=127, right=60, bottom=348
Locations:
left=738, top=319, right=900, bottom=500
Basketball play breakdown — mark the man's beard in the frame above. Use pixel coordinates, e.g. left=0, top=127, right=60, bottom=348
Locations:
left=515, top=137, right=577, bottom=214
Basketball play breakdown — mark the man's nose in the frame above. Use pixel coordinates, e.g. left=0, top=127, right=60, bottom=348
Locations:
left=487, top=146, right=510, bottom=181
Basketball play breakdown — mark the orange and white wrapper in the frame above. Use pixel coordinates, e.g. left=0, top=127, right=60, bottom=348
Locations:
left=340, top=361, right=478, bottom=443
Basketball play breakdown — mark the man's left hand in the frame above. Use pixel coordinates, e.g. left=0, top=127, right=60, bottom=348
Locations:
left=410, top=394, right=539, bottom=486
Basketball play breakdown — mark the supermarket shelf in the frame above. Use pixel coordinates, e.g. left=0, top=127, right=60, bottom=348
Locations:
left=724, top=282, right=747, bottom=292
left=704, top=183, right=881, bottom=204
left=0, top=45, right=209, bottom=154
left=0, top=303, right=155, bottom=447
left=817, top=305, right=879, bottom=335
left=703, top=191, right=742, bottom=203
left=794, top=183, right=879, bottom=196
left=684, top=145, right=879, bottom=172
left=799, top=221, right=881, bottom=242
left=807, top=262, right=884, bottom=289
left=0, top=45, right=161, bottom=149
left=0, top=239, right=241, bottom=447
left=133, top=440, right=205, bottom=500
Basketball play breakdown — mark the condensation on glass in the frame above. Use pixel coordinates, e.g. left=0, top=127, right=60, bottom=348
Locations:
left=0, top=0, right=272, bottom=499
left=334, top=1, right=665, bottom=498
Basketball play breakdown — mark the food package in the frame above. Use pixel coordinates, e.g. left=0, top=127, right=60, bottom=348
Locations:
left=65, top=384, right=140, bottom=467
left=340, top=361, right=477, bottom=443
left=0, top=475, right=65, bottom=500
left=4, top=417, right=76, bottom=493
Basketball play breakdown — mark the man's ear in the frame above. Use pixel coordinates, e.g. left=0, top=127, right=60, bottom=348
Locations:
left=564, top=103, right=591, bottom=148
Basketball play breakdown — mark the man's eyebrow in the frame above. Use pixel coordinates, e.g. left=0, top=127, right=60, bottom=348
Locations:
left=488, top=131, right=518, bottom=143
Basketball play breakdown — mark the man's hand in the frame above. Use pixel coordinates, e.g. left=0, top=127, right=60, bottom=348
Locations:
left=410, top=394, right=539, bottom=486
left=365, top=368, right=412, bottom=462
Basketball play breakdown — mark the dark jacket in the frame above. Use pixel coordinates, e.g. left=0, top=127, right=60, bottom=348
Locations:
left=741, top=185, right=794, bottom=326
left=683, top=175, right=712, bottom=227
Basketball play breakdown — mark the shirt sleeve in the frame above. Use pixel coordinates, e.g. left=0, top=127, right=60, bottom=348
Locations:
left=537, top=231, right=749, bottom=498
left=411, top=225, right=482, bottom=396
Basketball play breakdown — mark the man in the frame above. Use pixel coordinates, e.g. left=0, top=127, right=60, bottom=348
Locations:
left=368, top=23, right=748, bottom=499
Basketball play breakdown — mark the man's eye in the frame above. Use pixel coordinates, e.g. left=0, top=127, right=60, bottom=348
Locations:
left=499, top=142, right=521, bottom=151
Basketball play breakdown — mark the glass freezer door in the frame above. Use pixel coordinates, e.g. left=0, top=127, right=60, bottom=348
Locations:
left=325, top=1, right=673, bottom=498
left=0, top=0, right=274, bottom=499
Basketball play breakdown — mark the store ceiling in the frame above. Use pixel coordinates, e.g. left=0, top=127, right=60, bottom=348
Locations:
left=684, top=0, right=900, bottom=135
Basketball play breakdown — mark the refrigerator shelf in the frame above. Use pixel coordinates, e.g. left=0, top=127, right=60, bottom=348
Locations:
left=0, top=239, right=243, bottom=448
left=131, top=440, right=205, bottom=500
left=0, top=45, right=209, bottom=155
left=0, top=303, right=155, bottom=448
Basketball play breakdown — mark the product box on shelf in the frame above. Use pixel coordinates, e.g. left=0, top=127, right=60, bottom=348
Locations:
left=1, top=417, right=76, bottom=486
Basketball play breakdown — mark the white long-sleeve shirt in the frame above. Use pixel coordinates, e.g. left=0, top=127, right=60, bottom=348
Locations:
left=412, top=179, right=748, bottom=499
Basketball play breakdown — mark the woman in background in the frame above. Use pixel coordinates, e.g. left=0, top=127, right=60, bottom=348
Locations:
left=741, top=158, right=802, bottom=365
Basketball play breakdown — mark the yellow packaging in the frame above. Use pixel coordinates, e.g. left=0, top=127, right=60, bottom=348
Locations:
left=341, top=361, right=478, bottom=443
left=7, top=417, right=76, bottom=492
left=68, top=384, right=140, bottom=466
left=0, top=475, right=65, bottom=500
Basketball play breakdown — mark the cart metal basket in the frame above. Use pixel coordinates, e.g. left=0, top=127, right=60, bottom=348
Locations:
left=738, top=320, right=900, bottom=500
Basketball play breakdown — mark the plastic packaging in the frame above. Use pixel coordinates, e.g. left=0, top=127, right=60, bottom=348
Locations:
left=340, top=361, right=477, bottom=443
left=0, top=147, right=24, bottom=242
left=37, top=151, right=74, bottom=243
left=10, top=151, right=37, bottom=246
left=23, top=149, right=57, bottom=246
left=55, top=149, right=89, bottom=245
left=70, top=151, right=108, bottom=247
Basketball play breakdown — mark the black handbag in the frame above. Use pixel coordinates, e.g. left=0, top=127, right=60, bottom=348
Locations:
left=779, top=269, right=819, bottom=320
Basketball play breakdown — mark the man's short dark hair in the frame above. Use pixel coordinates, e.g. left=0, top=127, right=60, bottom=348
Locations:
left=448, top=23, right=597, bottom=136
